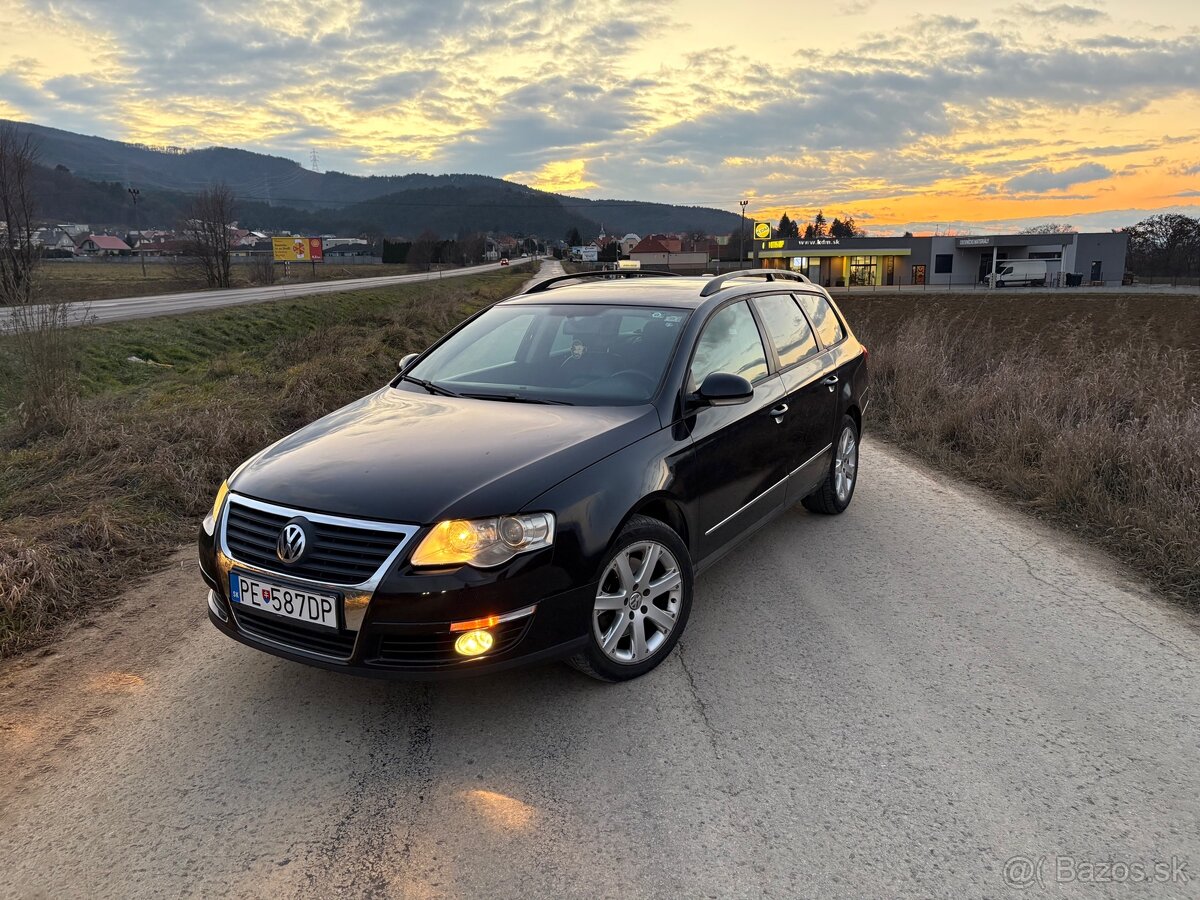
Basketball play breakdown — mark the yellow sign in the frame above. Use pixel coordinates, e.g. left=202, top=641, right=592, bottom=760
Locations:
left=765, top=240, right=785, bottom=249
left=753, top=222, right=772, bottom=240
left=272, top=236, right=324, bottom=262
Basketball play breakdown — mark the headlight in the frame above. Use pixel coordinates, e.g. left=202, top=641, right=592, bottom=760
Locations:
left=411, top=512, right=555, bottom=568
left=202, top=480, right=230, bottom=536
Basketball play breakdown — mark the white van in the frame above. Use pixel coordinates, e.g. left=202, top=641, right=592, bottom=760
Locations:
left=988, top=259, right=1047, bottom=287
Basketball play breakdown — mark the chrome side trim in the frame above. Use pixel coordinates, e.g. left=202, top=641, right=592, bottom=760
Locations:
left=494, top=604, right=537, bottom=625
left=452, top=604, right=537, bottom=631
left=215, top=494, right=421, bottom=657
left=790, top=442, right=833, bottom=478
left=208, top=589, right=228, bottom=622
left=704, top=474, right=788, bottom=536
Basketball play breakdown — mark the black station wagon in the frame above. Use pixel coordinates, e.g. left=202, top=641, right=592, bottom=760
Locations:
left=198, top=270, right=869, bottom=681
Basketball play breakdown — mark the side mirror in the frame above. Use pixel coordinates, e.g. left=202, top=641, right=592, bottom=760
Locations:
left=397, top=352, right=420, bottom=373
left=693, top=372, right=753, bottom=407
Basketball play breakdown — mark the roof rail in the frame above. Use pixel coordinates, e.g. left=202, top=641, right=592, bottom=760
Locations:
left=522, top=270, right=682, bottom=294
left=699, top=269, right=813, bottom=297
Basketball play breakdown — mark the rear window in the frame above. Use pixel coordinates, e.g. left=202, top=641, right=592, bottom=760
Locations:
left=796, top=292, right=845, bottom=348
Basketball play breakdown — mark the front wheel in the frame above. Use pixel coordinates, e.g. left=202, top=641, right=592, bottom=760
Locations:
left=567, top=515, right=693, bottom=682
left=802, top=416, right=860, bottom=515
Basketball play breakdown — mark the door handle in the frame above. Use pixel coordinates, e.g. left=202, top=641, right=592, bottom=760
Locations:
left=769, top=403, right=789, bottom=419
left=820, top=374, right=839, bottom=386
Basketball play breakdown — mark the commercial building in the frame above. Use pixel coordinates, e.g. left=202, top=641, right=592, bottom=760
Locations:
left=752, top=232, right=1128, bottom=287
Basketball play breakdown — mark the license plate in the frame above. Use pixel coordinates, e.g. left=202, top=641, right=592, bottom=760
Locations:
left=229, top=572, right=340, bottom=630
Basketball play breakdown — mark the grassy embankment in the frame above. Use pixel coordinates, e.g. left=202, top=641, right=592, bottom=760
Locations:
left=36, top=261, right=456, bottom=304
left=839, top=292, right=1199, bottom=608
left=0, top=268, right=532, bottom=657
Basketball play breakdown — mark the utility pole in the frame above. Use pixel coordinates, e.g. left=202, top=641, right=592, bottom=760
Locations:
left=128, top=187, right=146, bottom=277
left=739, top=199, right=749, bottom=270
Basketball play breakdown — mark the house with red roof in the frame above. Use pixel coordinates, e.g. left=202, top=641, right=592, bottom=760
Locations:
left=76, top=234, right=131, bottom=256
left=629, top=235, right=709, bottom=271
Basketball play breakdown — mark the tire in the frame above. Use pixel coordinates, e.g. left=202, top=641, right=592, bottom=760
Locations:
left=802, top=415, right=860, bottom=515
left=567, top=514, right=694, bottom=682
left=996, top=280, right=1005, bottom=288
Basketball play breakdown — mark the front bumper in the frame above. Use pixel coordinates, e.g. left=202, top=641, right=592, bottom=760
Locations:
left=198, top=502, right=593, bottom=680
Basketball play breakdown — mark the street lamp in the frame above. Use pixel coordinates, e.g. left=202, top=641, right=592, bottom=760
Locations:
left=739, top=199, right=749, bottom=270
left=128, top=187, right=146, bottom=277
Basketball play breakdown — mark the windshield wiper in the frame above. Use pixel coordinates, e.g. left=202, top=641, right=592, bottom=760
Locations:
left=463, top=392, right=573, bottom=406
left=401, top=375, right=462, bottom=398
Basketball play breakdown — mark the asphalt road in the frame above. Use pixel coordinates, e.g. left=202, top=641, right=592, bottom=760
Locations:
left=0, top=258, right=532, bottom=332
left=1, top=444, right=1197, bottom=899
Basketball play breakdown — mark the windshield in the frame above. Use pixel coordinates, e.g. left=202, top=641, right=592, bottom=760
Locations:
left=404, top=303, right=689, bottom=406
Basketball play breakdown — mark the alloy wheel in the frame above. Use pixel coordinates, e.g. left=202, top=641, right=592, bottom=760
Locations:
left=592, top=540, right=683, bottom=665
left=834, top=426, right=858, bottom=502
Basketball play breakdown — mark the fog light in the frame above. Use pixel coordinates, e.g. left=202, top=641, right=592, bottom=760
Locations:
left=454, top=629, right=494, bottom=657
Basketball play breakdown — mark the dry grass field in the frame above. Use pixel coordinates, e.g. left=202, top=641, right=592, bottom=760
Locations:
left=0, top=269, right=532, bottom=656
left=36, top=261, right=428, bottom=304
left=2, top=279, right=1195, bottom=656
left=838, top=292, right=1200, bottom=607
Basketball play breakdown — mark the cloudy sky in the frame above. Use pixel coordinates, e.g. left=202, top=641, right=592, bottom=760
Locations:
left=2, top=0, right=1199, bottom=234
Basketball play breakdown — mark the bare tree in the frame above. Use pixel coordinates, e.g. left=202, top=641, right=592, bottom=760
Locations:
left=1018, top=223, right=1077, bottom=234
left=407, top=229, right=439, bottom=271
left=1, top=124, right=80, bottom=427
left=0, top=123, right=39, bottom=308
left=181, top=183, right=235, bottom=288
left=249, top=251, right=276, bottom=285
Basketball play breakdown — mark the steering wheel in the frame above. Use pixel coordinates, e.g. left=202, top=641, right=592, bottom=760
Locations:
left=607, top=369, right=657, bottom=394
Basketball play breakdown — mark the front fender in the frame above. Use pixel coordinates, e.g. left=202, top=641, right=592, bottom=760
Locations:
left=523, top=424, right=695, bottom=582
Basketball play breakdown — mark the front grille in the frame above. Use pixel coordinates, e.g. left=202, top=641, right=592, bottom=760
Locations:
left=372, top=618, right=532, bottom=669
left=224, top=501, right=403, bottom=585
left=234, top=604, right=357, bottom=658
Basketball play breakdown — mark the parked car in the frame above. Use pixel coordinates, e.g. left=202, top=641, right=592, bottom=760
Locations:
left=199, top=270, right=869, bottom=681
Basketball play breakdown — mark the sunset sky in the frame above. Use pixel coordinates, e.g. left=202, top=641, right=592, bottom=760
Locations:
left=2, top=0, right=1199, bottom=234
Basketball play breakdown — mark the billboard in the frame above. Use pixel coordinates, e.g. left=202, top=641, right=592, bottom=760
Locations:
left=753, top=221, right=772, bottom=240
left=272, top=237, right=324, bottom=262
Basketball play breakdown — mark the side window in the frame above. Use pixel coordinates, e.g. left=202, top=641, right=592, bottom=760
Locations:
left=796, top=292, right=845, bottom=348
left=689, top=301, right=768, bottom=390
left=754, top=294, right=820, bottom=369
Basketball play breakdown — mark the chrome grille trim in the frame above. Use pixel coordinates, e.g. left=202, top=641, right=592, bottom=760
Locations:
left=216, top=493, right=420, bottom=656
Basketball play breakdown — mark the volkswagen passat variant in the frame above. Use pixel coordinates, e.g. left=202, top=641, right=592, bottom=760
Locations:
left=199, top=270, right=868, bottom=681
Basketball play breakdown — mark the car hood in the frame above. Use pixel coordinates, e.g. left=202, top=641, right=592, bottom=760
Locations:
left=230, top=386, right=660, bottom=523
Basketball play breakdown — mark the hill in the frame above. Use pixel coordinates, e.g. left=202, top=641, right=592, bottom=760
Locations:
left=7, top=119, right=739, bottom=239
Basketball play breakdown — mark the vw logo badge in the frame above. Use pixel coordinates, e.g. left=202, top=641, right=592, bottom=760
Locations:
left=276, top=518, right=310, bottom=564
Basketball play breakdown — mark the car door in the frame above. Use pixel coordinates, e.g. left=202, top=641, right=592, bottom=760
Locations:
left=796, top=288, right=857, bottom=474
left=682, top=299, right=789, bottom=560
left=751, top=292, right=839, bottom=502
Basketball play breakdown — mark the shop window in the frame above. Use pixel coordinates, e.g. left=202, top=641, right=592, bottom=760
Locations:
left=934, top=254, right=953, bottom=274
left=849, top=256, right=876, bottom=286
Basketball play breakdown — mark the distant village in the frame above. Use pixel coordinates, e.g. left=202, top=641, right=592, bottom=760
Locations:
left=22, top=219, right=743, bottom=272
